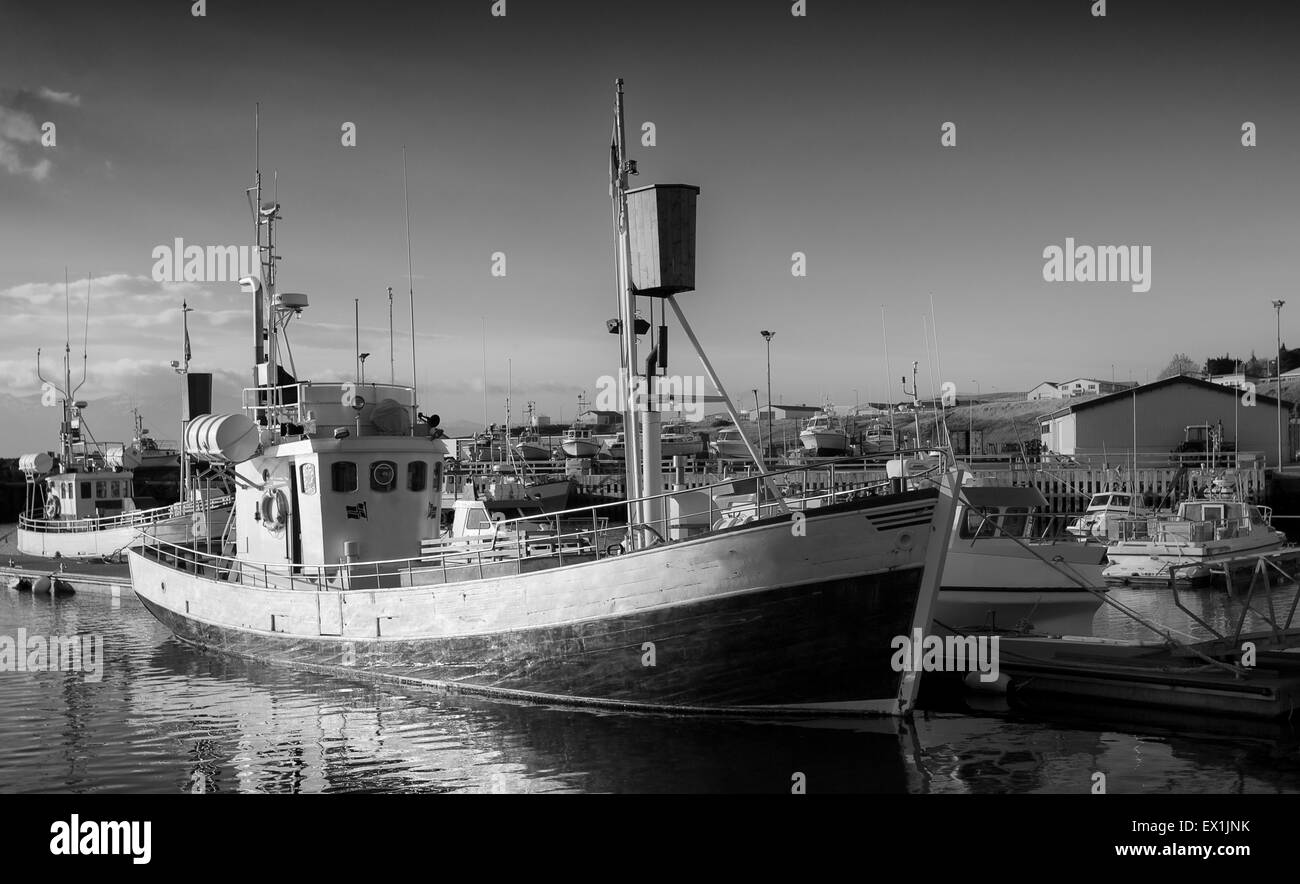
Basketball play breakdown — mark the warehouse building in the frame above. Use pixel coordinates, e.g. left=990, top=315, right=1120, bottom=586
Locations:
left=1038, top=375, right=1292, bottom=464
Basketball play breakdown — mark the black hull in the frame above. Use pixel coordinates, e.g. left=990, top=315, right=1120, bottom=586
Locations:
left=139, top=568, right=925, bottom=715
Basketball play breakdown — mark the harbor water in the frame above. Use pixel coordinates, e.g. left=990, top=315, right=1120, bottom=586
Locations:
left=2, top=527, right=1299, bottom=793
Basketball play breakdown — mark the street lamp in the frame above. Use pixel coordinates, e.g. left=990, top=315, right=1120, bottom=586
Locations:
left=761, top=330, right=775, bottom=460
left=1273, top=300, right=1286, bottom=469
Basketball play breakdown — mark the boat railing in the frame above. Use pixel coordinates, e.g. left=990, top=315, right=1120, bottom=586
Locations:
left=19, top=494, right=234, bottom=534
left=1111, top=516, right=1253, bottom=544
left=136, top=453, right=940, bottom=592
left=241, top=381, right=417, bottom=427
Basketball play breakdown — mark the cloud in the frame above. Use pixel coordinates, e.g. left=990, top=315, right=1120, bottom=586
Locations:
left=0, top=86, right=80, bottom=181
left=38, top=87, right=81, bottom=107
left=0, top=135, right=51, bottom=181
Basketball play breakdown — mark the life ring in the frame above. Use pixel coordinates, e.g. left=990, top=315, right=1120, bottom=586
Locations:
left=44, top=496, right=59, bottom=519
left=259, top=488, right=290, bottom=529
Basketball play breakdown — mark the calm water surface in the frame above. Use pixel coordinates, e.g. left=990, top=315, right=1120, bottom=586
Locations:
left=2, top=572, right=1299, bottom=793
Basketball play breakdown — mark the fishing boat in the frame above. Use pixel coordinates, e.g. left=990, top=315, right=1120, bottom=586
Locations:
left=127, top=91, right=961, bottom=716
left=17, top=291, right=232, bottom=560
left=608, top=424, right=703, bottom=459
left=935, top=480, right=1107, bottom=635
left=799, top=410, right=849, bottom=457
left=1066, top=490, right=1152, bottom=540
left=561, top=426, right=602, bottom=458
left=859, top=420, right=896, bottom=457
left=127, top=408, right=181, bottom=470
left=1102, top=474, right=1288, bottom=582
left=476, top=466, right=576, bottom=519
left=512, top=430, right=553, bottom=462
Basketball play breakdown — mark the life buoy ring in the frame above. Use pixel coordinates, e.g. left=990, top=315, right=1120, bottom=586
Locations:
left=259, top=488, right=290, bottom=529
left=44, top=496, right=59, bottom=519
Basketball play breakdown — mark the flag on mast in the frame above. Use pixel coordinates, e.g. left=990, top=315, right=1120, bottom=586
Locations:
left=183, top=300, right=192, bottom=363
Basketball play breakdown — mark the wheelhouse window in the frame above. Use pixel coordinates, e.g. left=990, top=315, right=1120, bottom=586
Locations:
left=407, top=461, right=427, bottom=492
left=331, top=461, right=358, bottom=493
left=95, top=481, right=107, bottom=498
left=1001, top=507, right=1029, bottom=538
left=960, top=507, right=988, bottom=539
left=370, top=460, right=397, bottom=493
left=80, top=482, right=91, bottom=499
left=110, top=480, right=121, bottom=498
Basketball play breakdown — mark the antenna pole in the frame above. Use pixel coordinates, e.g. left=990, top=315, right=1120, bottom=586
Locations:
left=481, top=316, right=489, bottom=429
left=403, top=147, right=418, bottom=426
left=354, top=298, right=361, bottom=386
left=388, top=285, right=395, bottom=384
left=880, top=306, right=896, bottom=445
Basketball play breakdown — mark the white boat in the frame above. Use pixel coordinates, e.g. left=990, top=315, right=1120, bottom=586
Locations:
left=17, top=310, right=232, bottom=560
left=1103, top=477, right=1288, bottom=581
left=512, top=431, right=552, bottom=462
left=1066, top=490, right=1152, bottom=540
left=799, top=411, right=849, bottom=456
left=859, top=420, right=896, bottom=456
left=607, top=425, right=702, bottom=459
left=710, top=425, right=753, bottom=460
left=17, top=456, right=231, bottom=560
left=936, top=482, right=1107, bottom=635
left=561, top=426, right=602, bottom=458
left=127, top=408, right=181, bottom=470
left=127, top=104, right=962, bottom=716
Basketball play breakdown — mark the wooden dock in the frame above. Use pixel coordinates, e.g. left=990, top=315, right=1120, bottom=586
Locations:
left=2, top=554, right=133, bottom=597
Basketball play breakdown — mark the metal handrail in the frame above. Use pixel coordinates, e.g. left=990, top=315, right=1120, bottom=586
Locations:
left=19, top=494, right=234, bottom=534
left=136, top=451, right=944, bottom=592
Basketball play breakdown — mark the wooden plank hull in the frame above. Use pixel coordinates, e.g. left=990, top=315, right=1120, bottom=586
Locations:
left=128, top=489, right=950, bottom=715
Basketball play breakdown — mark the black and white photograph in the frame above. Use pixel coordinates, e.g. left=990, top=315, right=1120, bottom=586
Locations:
left=0, top=0, right=1295, bottom=858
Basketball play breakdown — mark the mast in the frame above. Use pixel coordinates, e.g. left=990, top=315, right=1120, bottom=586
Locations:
left=180, top=299, right=193, bottom=503
left=612, top=79, right=644, bottom=528
left=403, top=147, right=418, bottom=426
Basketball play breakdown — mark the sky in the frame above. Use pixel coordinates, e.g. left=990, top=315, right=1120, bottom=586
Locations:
left=0, top=0, right=1297, bottom=453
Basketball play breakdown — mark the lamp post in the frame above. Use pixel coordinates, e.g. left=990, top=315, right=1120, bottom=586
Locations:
left=761, top=330, right=775, bottom=461
left=1273, top=300, right=1286, bottom=469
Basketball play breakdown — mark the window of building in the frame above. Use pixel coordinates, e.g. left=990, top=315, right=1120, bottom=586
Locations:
left=407, top=461, right=427, bottom=492
left=331, top=461, right=357, bottom=493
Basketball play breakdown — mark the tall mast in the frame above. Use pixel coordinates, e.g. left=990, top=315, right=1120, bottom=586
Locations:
left=612, top=79, right=643, bottom=523
left=251, top=104, right=265, bottom=382
left=403, top=147, right=418, bottom=425
left=180, top=299, right=192, bottom=502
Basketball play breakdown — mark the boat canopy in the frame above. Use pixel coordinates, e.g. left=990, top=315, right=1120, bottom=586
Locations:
left=960, top=486, right=1049, bottom=509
